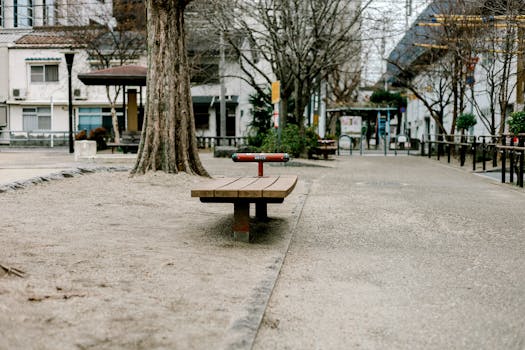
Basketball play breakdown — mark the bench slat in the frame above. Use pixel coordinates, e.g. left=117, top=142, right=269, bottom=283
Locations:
left=238, top=176, right=279, bottom=198
left=214, top=177, right=260, bottom=198
left=190, top=177, right=240, bottom=198
left=263, top=175, right=298, bottom=198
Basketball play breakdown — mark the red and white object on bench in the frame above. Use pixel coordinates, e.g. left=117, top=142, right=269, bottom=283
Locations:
left=232, top=153, right=290, bottom=176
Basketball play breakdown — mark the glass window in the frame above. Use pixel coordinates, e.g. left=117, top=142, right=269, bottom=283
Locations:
left=14, top=0, right=33, bottom=27
left=45, top=65, right=58, bottom=81
left=78, top=107, right=102, bottom=132
left=0, top=0, right=4, bottom=27
left=23, top=107, right=51, bottom=131
left=193, top=104, right=210, bottom=129
left=31, top=66, right=44, bottom=82
left=30, top=65, right=59, bottom=83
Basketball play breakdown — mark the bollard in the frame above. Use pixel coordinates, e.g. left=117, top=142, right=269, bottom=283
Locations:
left=472, top=138, right=477, bottom=171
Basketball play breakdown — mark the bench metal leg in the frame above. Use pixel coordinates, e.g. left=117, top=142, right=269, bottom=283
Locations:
left=233, top=202, right=250, bottom=242
left=256, top=202, right=267, bottom=220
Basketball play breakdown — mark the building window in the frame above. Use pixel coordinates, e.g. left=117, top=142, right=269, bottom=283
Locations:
left=23, top=107, right=51, bottom=131
left=78, top=108, right=103, bottom=132
left=42, top=0, right=56, bottom=26
left=30, top=65, right=59, bottom=83
left=193, top=104, right=210, bottom=129
left=191, top=64, right=219, bottom=85
left=14, top=0, right=33, bottom=27
left=79, top=107, right=124, bottom=133
left=0, top=0, right=4, bottom=27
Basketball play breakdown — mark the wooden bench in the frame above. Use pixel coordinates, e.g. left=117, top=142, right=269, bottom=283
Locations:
left=191, top=153, right=297, bottom=242
left=107, top=131, right=140, bottom=153
left=310, top=139, right=337, bottom=159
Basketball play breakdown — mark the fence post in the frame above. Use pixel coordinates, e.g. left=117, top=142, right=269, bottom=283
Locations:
left=428, top=135, right=432, bottom=158
left=501, top=136, right=506, bottom=183
left=472, top=136, right=477, bottom=171
left=481, top=137, right=486, bottom=171
left=510, top=136, right=515, bottom=184
left=518, top=136, right=525, bottom=187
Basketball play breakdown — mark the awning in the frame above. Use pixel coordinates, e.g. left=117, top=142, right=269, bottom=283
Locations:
left=78, top=65, right=147, bottom=86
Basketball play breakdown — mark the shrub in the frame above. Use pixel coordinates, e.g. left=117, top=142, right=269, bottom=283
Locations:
left=75, top=130, right=87, bottom=140
left=456, top=113, right=477, bottom=132
left=508, top=111, right=525, bottom=135
left=88, top=127, right=108, bottom=150
left=260, top=124, right=317, bottom=157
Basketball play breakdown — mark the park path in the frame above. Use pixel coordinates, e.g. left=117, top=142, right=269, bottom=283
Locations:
left=254, top=156, right=525, bottom=350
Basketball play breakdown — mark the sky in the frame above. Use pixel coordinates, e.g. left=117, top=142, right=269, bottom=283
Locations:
left=361, top=0, right=432, bottom=86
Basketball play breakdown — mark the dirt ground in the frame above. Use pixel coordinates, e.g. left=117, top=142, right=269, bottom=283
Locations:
left=2, top=151, right=524, bottom=350
left=0, top=154, right=312, bottom=350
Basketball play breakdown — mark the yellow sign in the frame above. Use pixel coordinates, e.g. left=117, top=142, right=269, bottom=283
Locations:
left=271, top=81, right=280, bottom=104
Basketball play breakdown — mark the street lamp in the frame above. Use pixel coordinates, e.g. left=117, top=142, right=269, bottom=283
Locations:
left=64, top=52, right=75, bottom=153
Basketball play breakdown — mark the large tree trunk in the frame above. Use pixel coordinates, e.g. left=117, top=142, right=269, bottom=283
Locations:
left=132, top=0, right=208, bottom=176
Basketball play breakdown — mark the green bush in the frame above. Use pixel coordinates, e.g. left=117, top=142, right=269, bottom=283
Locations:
left=260, top=124, right=317, bottom=157
left=456, top=113, right=477, bottom=131
left=508, top=111, right=525, bottom=135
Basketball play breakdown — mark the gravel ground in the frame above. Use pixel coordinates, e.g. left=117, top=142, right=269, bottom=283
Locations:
left=1, top=151, right=524, bottom=350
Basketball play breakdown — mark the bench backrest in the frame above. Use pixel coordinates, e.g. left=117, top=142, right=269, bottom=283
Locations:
left=121, top=131, right=141, bottom=144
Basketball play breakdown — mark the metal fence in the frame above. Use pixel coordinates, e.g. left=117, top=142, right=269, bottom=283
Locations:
left=423, top=133, right=525, bottom=188
left=0, top=130, right=69, bottom=147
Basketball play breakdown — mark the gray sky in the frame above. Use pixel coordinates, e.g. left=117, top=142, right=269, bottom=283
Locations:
left=361, top=0, right=431, bottom=86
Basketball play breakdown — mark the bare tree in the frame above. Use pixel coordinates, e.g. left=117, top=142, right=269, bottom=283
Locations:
left=473, top=0, right=525, bottom=135
left=211, top=0, right=367, bottom=138
left=132, top=0, right=208, bottom=175
left=388, top=0, right=488, bottom=135
left=67, top=0, right=146, bottom=143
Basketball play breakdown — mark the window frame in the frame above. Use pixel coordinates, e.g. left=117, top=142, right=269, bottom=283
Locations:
left=30, top=64, right=59, bottom=83
left=22, top=107, right=51, bottom=131
left=0, top=0, right=4, bottom=28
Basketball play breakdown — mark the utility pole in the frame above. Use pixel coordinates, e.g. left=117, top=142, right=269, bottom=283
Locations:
left=220, top=31, right=227, bottom=139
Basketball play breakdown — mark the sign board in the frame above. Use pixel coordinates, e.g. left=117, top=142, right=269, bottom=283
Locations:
left=340, top=116, right=362, bottom=135
left=271, top=81, right=280, bottom=104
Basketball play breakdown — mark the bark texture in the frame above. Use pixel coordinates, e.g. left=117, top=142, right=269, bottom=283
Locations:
left=133, top=0, right=208, bottom=176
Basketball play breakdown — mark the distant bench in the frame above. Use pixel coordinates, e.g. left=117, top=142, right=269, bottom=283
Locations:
left=191, top=153, right=297, bottom=242
left=107, top=131, right=140, bottom=154
left=310, top=139, right=337, bottom=159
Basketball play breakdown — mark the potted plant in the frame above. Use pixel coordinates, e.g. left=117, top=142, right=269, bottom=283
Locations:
left=507, top=111, right=525, bottom=135
left=456, top=113, right=477, bottom=135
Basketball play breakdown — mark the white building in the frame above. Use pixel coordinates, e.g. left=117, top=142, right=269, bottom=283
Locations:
left=386, top=2, right=525, bottom=140
left=0, top=0, right=260, bottom=146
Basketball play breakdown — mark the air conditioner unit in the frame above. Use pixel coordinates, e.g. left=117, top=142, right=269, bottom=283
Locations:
left=12, top=88, right=26, bottom=100
left=73, top=88, right=87, bottom=100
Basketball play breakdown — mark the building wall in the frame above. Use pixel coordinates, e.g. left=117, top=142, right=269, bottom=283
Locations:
left=0, top=0, right=113, bottom=28
left=0, top=46, right=8, bottom=101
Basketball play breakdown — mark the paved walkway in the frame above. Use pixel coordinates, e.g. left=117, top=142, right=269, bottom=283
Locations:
left=0, top=147, right=135, bottom=188
left=1, top=148, right=524, bottom=349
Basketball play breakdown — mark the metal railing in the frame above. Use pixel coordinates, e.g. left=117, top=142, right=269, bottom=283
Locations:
left=196, top=136, right=248, bottom=149
left=422, top=133, right=524, bottom=188
left=497, top=134, right=525, bottom=188
left=0, top=130, right=70, bottom=147
left=337, top=134, right=420, bottom=156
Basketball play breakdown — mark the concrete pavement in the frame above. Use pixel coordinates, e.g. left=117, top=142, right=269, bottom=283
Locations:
left=253, top=156, right=525, bottom=349
left=0, top=147, right=135, bottom=188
